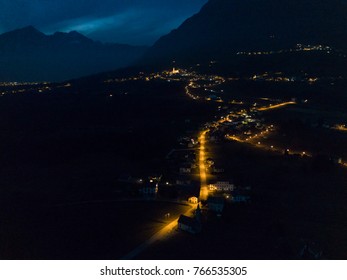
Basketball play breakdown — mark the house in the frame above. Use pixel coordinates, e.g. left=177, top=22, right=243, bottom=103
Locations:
left=179, top=166, right=192, bottom=174
left=211, top=166, right=225, bottom=174
left=209, top=181, right=235, bottom=192
left=178, top=215, right=201, bottom=234
left=178, top=205, right=202, bottom=234
left=188, top=196, right=199, bottom=204
left=232, top=190, right=251, bottom=203
left=139, top=180, right=158, bottom=196
left=232, top=194, right=250, bottom=203
left=207, top=196, right=225, bottom=213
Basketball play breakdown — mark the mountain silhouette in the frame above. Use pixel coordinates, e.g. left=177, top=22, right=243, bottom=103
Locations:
left=142, top=0, right=347, bottom=67
left=0, top=26, right=148, bottom=82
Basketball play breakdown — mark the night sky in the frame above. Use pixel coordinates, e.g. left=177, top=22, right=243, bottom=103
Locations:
left=0, top=0, right=208, bottom=45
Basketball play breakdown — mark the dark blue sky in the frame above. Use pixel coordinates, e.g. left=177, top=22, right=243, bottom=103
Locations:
left=0, top=0, right=208, bottom=45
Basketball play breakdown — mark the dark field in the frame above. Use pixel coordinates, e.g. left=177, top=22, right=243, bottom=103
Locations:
left=0, top=80, right=217, bottom=203
left=0, top=79, right=214, bottom=259
left=0, top=200, right=189, bottom=259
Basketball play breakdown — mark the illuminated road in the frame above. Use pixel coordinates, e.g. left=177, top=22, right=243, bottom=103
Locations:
left=333, top=125, right=347, bottom=132
left=184, top=74, right=347, bottom=192
left=121, top=204, right=194, bottom=260
left=227, top=126, right=312, bottom=158
left=184, top=77, right=300, bottom=199
left=258, top=101, right=296, bottom=111
left=198, top=130, right=209, bottom=201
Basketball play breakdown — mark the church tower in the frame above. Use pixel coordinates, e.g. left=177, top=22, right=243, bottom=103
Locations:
left=195, top=203, right=202, bottom=223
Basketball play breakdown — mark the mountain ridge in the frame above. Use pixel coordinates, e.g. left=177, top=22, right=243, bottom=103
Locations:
left=0, top=26, right=148, bottom=82
left=141, top=0, right=347, bottom=66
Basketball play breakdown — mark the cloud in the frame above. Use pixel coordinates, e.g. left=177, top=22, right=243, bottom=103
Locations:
left=0, top=0, right=208, bottom=45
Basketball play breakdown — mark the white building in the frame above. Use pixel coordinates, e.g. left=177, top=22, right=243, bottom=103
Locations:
left=209, top=181, right=235, bottom=192
left=188, top=197, right=199, bottom=204
left=180, top=167, right=191, bottom=174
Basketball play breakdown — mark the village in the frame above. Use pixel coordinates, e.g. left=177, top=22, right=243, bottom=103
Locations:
left=113, top=67, right=315, bottom=238
left=2, top=64, right=346, bottom=260
left=112, top=66, right=347, bottom=250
